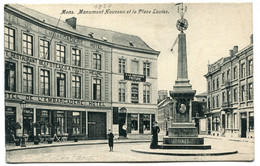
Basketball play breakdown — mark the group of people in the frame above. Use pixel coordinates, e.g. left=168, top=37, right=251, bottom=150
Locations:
left=107, top=121, right=160, bottom=151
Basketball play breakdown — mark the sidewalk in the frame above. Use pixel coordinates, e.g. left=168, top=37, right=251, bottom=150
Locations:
left=6, top=138, right=151, bottom=152
left=200, top=135, right=254, bottom=143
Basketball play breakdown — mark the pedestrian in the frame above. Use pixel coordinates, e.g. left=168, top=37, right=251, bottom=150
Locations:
left=122, top=123, right=127, bottom=137
left=150, top=121, right=160, bottom=149
left=108, top=129, right=114, bottom=152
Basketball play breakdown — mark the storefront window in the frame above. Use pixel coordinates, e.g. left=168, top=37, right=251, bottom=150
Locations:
left=131, top=114, right=138, bottom=131
left=40, top=110, right=50, bottom=135
left=56, top=111, right=65, bottom=135
left=143, top=114, right=150, bottom=131
left=72, top=112, right=80, bottom=134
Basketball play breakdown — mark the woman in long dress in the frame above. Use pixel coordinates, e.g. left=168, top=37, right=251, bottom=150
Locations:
left=150, top=121, right=160, bottom=149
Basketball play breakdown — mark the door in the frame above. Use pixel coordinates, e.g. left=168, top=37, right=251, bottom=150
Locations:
left=23, top=109, right=34, bottom=141
left=241, top=118, right=247, bottom=138
left=88, top=112, right=106, bottom=139
left=118, top=113, right=126, bottom=136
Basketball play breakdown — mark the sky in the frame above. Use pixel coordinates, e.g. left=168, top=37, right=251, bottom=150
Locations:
left=20, top=3, right=253, bottom=95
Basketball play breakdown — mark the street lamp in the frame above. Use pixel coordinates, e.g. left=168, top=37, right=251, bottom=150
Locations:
left=20, top=100, right=26, bottom=147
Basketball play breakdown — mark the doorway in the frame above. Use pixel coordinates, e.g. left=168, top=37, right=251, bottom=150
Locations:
left=23, top=109, right=34, bottom=141
left=241, top=118, right=247, bottom=138
left=88, top=112, right=106, bottom=139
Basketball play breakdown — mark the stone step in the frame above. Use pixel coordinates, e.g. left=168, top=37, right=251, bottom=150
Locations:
left=163, top=137, right=204, bottom=145
left=158, top=144, right=211, bottom=150
left=168, top=128, right=198, bottom=137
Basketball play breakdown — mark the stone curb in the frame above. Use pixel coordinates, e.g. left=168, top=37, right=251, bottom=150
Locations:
left=131, top=148, right=238, bottom=156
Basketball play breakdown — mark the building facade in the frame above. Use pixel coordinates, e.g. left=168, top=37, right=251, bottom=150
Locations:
left=4, top=4, right=159, bottom=142
left=204, top=35, right=253, bottom=139
left=157, top=90, right=168, bottom=103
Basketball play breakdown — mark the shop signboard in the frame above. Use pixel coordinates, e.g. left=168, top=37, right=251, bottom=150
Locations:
left=124, top=73, right=146, bottom=82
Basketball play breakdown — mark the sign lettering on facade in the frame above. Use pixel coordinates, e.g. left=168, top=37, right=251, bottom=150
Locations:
left=5, top=92, right=107, bottom=107
left=124, top=73, right=146, bottom=82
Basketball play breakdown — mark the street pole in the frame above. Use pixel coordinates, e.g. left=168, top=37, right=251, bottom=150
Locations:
left=20, top=100, right=26, bottom=147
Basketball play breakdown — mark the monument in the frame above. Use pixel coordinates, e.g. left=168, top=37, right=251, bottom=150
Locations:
left=159, top=4, right=211, bottom=149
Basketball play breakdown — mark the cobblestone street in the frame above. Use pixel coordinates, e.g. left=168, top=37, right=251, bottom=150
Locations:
left=6, top=137, right=254, bottom=163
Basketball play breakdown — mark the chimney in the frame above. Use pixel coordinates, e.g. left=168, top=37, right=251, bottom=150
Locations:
left=250, top=34, right=253, bottom=44
left=65, top=17, right=77, bottom=29
left=229, top=49, right=233, bottom=57
left=233, top=46, right=238, bottom=54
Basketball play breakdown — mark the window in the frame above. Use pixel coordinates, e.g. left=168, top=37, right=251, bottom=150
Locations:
left=119, top=59, right=126, bottom=73
left=4, top=27, right=15, bottom=50
left=216, top=95, right=219, bottom=108
left=143, top=84, right=151, bottom=103
left=131, top=61, right=139, bottom=74
left=222, top=72, right=225, bottom=84
left=131, top=114, right=138, bottom=131
left=227, top=114, right=231, bottom=129
left=23, top=66, right=33, bottom=94
left=72, top=112, right=80, bottom=134
left=93, top=78, right=101, bottom=100
left=93, top=53, right=101, bottom=70
left=208, top=98, right=210, bottom=109
left=233, top=88, right=238, bottom=102
left=40, top=70, right=50, bottom=95
left=249, top=112, right=254, bottom=131
left=39, top=39, right=49, bottom=59
left=234, top=113, right=238, bottom=129
left=227, top=90, right=231, bottom=103
left=241, top=63, right=246, bottom=78
left=233, top=66, right=237, bottom=79
left=40, top=110, right=50, bottom=135
left=143, top=62, right=151, bottom=77
left=57, top=111, right=65, bottom=135
left=249, top=59, right=253, bottom=76
left=119, top=82, right=126, bottom=102
left=5, top=62, right=16, bottom=91
left=56, top=44, right=65, bottom=63
left=222, top=91, right=225, bottom=103
left=248, top=83, right=253, bottom=100
left=216, top=78, right=219, bottom=89
left=72, top=48, right=81, bottom=66
left=241, top=85, right=245, bottom=101
left=22, top=33, right=33, bottom=56
left=212, top=116, right=220, bottom=131
left=57, top=73, right=66, bottom=97
left=212, top=96, right=215, bottom=108
left=208, top=81, right=210, bottom=92
left=131, top=83, right=139, bottom=103
left=227, top=70, right=230, bottom=81
left=212, top=80, right=215, bottom=91
left=72, top=75, right=81, bottom=99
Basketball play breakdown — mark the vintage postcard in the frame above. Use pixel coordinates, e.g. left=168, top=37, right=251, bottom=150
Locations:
left=3, top=2, right=254, bottom=163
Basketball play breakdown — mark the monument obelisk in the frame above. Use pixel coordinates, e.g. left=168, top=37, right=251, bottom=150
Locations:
left=159, top=4, right=211, bottom=149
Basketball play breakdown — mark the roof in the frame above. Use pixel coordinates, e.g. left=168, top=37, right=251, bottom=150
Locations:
left=5, top=4, right=160, bottom=54
left=195, top=92, right=207, bottom=97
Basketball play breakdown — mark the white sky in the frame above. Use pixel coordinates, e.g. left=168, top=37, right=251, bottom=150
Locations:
left=22, top=3, right=253, bottom=95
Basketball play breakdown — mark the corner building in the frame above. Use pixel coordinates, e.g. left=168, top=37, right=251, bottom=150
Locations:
left=4, top=4, right=160, bottom=142
left=205, top=35, right=253, bottom=139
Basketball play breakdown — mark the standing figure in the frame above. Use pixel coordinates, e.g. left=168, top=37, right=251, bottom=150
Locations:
left=122, top=123, right=127, bottom=137
left=150, top=121, right=160, bottom=149
left=108, top=129, right=114, bottom=152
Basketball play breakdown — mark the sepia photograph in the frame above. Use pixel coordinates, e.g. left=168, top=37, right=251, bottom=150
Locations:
left=1, top=0, right=257, bottom=164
